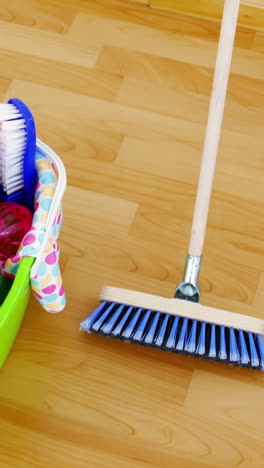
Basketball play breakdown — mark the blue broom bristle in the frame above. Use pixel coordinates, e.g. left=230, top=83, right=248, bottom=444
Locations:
left=122, top=307, right=143, bottom=339
left=100, top=304, right=125, bottom=334
left=184, top=319, right=197, bottom=353
left=229, top=328, right=240, bottom=362
left=111, top=305, right=134, bottom=336
left=80, top=300, right=108, bottom=332
left=248, top=332, right=260, bottom=368
left=144, top=312, right=161, bottom=344
left=155, top=314, right=170, bottom=346
left=238, top=329, right=250, bottom=365
left=176, top=317, right=188, bottom=351
left=209, top=323, right=216, bottom=358
left=165, top=316, right=179, bottom=349
left=91, top=301, right=116, bottom=332
left=219, top=325, right=227, bottom=360
left=196, top=321, right=206, bottom=355
left=81, top=301, right=264, bottom=371
left=133, top=309, right=152, bottom=342
left=256, top=334, right=264, bottom=369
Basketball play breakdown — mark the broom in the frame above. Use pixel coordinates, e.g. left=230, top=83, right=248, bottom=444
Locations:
left=80, top=0, right=264, bottom=370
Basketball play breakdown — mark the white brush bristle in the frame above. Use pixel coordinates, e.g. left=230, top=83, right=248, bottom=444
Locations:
left=0, top=103, right=26, bottom=194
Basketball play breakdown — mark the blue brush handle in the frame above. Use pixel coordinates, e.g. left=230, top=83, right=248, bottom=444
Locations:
left=0, top=184, right=5, bottom=201
left=8, top=98, right=37, bottom=212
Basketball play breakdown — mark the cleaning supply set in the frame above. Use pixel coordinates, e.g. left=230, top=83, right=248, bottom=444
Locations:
left=0, top=99, right=67, bottom=366
left=80, top=0, right=264, bottom=370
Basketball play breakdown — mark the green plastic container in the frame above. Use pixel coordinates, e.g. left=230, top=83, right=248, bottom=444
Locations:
left=0, top=256, right=34, bottom=367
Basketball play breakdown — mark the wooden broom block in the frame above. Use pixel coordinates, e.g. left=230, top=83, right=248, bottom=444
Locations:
left=100, top=286, right=264, bottom=335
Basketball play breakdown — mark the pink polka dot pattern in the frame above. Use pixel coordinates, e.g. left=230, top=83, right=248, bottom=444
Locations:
left=12, top=254, right=20, bottom=262
left=0, top=151, right=66, bottom=313
left=45, top=252, right=56, bottom=265
left=42, top=284, right=56, bottom=294
left=23, top=233, right=36, bottom=246
left=34, top=292, right=43, bottom=300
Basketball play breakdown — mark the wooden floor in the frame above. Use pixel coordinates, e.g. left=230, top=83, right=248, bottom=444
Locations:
left=1, top=1, right=264, bottom=467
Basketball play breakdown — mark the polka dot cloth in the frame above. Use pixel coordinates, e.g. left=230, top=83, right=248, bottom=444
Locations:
left=0, top=151, right=66, bottom=313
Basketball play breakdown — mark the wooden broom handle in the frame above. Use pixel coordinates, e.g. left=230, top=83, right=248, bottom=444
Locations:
left=189, top=0, right=240, bottom=257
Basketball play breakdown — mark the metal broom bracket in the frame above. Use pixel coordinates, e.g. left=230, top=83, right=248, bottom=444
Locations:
left=175, top=255, right=202, bottom=302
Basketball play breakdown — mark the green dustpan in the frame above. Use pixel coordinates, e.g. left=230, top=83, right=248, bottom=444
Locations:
left=0, top=257, right=34, bottom=367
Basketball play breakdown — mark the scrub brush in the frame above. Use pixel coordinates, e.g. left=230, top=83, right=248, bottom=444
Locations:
left=0, top=98, right=37, bottom=212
